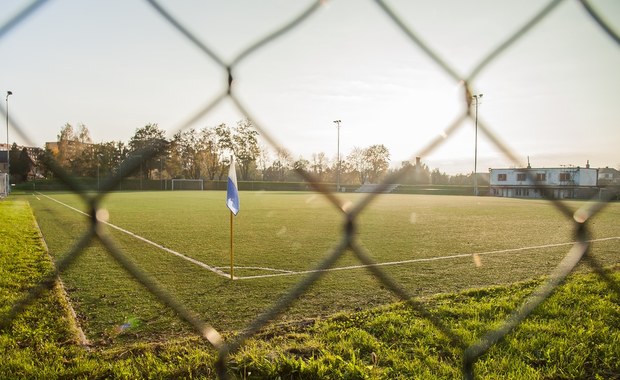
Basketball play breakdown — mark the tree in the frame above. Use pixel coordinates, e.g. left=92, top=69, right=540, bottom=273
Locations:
left=197, top=127, right=221, bottom=180
left=56, top=123, right=76, bottom=169
left=363, top=144, right=390, bottom=183
left=171, top=129, right=201, bottom=179
left=55, top=122, right=93, bottom=176
left=35, top=149, right=51, bottom=179
left=256, top=144, right=271, bottom=180
left=346, top=147, right=369, bottom=184
left=449, top=173, right=473, bottom=185
left=231, top=119, right=260, bottom=180
left=8, top=144, right=27, bottom=183
left=93, top=141, right=127, bottom=180
left=214, top=123, right=233, bottom=180
left=430, top=168, right=449, bottom=185
left=398, top=159, right=431, bottom=184
left=310, top=152, right=329, bottom=181
left=274, top=148, right=292, bottom=181
left=293, top=156, right=310, bottom=172
left=128, top=123, right=168, bottom=179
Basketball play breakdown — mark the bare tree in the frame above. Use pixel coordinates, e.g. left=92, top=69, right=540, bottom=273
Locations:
left=311, top=152, right=329, bottom=181
left=346, top=147, right=369, bottom=184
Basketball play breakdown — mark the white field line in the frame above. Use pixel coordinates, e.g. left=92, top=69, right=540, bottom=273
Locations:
left=215, top=266, right=295, bottom=274
left=36, top=193, right=231, bottom=279
left=234, top=236, right=620, bottom=280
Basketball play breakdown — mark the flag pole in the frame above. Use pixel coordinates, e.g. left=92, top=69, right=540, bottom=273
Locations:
left=230, top=210, right=234, bottom=280
left=226, top=154, right=239, bottom=280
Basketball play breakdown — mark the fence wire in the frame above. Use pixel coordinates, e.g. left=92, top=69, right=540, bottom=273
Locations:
left=1, top=0, right=619, bottom=379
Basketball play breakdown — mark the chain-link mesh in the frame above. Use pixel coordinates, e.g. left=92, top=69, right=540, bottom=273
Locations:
left=1, top=1, right=619, bottom=378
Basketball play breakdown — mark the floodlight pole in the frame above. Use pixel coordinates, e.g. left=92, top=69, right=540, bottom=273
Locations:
left=97, top=154, right=103, bottom=192
left=333, top=119, right=341, bottom=192
left=5, top=91, right=12, bottom=190
left=472, top=94, right=483, bottom=196
left=160, top=158, right=164, bottom=190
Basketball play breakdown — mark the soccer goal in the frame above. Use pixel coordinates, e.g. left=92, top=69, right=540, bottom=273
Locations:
left=171, top=179, right=204, bottom=191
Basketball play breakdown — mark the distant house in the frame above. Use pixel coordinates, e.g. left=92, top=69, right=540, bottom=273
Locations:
left=489, top=165, right=598, bottom=199
left=0, top=145, right=43, bottom=181
left=598, top=167, right=620, bottom=186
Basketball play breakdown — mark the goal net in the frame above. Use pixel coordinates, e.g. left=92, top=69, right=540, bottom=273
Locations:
left=171, top=179, right=204, bottom=191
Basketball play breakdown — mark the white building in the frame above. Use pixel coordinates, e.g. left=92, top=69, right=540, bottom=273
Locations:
left=489, top=165, right=598, bottom=199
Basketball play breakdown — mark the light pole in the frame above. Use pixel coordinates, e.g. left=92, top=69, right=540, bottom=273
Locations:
left=5, top=91, right=12, bottom=190
left=96, top=154, right=103, bottom=192
left=333, top=119, right=341, bottom=192
left=472, top=93, right=483, bottom=196
left=160, top=158, right=164, bottom=190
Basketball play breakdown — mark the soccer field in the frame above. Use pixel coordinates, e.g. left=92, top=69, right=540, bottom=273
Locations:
left=26, top=191, right=620, bottom=343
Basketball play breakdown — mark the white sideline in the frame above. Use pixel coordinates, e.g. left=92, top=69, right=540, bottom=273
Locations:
left=234, top=236, right=620, bottom=280
left=36, top=193, right=231, bottom=279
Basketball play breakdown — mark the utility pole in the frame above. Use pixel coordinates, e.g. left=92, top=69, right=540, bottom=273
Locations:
left=472, top=94, right=483, bottom=196
left=333, top=120, right=341, bottom=192
left=5, top=91, right=12, bottom=191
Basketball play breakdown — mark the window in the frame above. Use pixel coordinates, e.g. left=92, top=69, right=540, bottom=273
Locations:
left=497, top=173, right=507, bottom=181
left=516, top=173, right=526, bottom=181
left=536, top=173, right=546, bottom=181
left=560, top=172, right=571, bottom=181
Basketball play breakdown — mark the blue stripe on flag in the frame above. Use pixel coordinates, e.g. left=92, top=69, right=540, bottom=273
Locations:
left=226, top=158, right=240, bottom=215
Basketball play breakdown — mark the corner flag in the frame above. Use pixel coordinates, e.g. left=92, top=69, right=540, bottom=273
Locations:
left=226, top=156, right=240, bottom=215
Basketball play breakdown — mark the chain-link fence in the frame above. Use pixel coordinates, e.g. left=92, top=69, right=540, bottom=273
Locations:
left=1, top=1, right=619, bottom=378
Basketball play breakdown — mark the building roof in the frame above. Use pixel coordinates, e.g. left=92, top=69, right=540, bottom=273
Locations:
left=489, top=166, right=596, bottom=171
left=599, top=167, right=620, bottom=175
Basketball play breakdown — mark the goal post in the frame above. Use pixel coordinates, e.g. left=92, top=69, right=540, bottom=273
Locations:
left=171, top=179, right=204, bottom=191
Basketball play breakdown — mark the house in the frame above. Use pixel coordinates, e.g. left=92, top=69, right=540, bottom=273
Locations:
left=0, top=145, right=43, bottom=181
left=489, top=164, right=598, bottom=199
left=598, top=167, right=620, bottom=186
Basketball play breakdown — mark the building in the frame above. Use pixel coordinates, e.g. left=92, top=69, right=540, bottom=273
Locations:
left=0, top=144, right=43, bottom=181
left=598, top=167, right=620, bottom=186
left=489, top=165, right=598, bottom=199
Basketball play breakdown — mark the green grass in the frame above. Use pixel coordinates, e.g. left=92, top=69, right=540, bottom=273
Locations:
left=0, top=200, right=98, bottom=378
left=232, top=269, right=620, bottom=379
left=2, top=196, right=619, bottom=378
left=22, top=191, right=620, bottom=345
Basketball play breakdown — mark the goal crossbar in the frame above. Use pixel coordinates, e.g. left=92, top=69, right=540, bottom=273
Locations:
left=171, top=179, right=204, bottom=191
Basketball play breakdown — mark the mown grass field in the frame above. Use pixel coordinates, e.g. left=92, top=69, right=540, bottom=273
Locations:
left=22, top=191, right=620, bottom=346
left=2, top=194, right=619, bottom=379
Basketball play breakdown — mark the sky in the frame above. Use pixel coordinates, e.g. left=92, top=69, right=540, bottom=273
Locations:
left=1, top=0, right=619, bottom=175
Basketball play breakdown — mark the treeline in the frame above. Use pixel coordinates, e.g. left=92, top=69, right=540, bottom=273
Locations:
left=19, top=119, right=475, bottom=186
